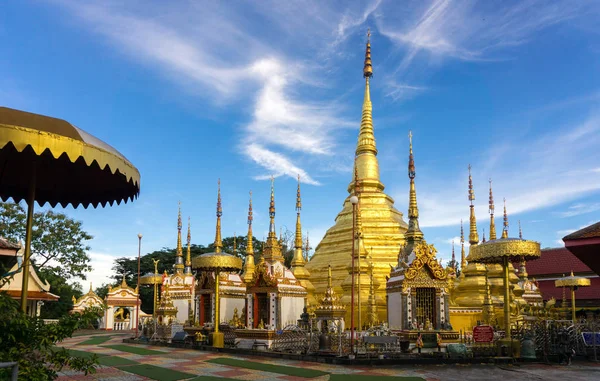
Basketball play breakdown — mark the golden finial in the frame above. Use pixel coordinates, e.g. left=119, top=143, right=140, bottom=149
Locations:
left=327, top=264, right=333, bottom=288
left=184, top=216, right=192, bottom=274
left=406, top=130, right=423, bottom=243
left=519, top=220, right=523, bottom=240
left=242, top=191, right=256, bottom=284
left=570, top=270, right=574, bottom=277
left=468, top=165, right=479, bottom=245
left=269, top=176, right=276, bottom=236
left=121, top=274, right=127, bottom=288
left=451, top=240, right=455, bottom=266
left=502, top=198, right=508, bottom=239
left=89, top=282, right=93, bottom=293
left=482, top=228, right=486, bottom=243
left=295, top=175, right=303, bottom=250
left=246, top=191, right=254, bottom=255
left=152, top=258, right=160, bottom=274
left=488, top=178, right=497, bottom=240
left=233, top=233, right=237, bottom=256
left=363, top=28, right=373, bottom=78
left=174, top=201, right=184, bottom=273
left=304, top=233, right=310, bottom=262
left=214, top=179, right=223, bottom=253
left=460, top=219, right=466, bottom=273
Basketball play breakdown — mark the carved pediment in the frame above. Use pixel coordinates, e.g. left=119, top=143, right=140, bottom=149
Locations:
left=405, top=241, right=447, bottom=281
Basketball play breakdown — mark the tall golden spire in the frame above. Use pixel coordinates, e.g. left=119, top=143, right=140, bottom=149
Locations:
left=405, top=130, right=424, bottom=244
left=184, top=216, right=192, bottom=275
left=241, top=191, right=255, bottom=283
left=304, top=233, right=310, bottom=262
left=488, top=179, right=497, bottom=240
left=174, top=201, right=184, bottom=273
left=501, top=198, right=508, bottom=239
left=264, top=177, right=283, bottom=262
left=460, top=219, right=466, bottom=274
left=468, top=165, right=479, bottom=245
left=482, top=228, right=486, bottom=243
left=451, top=240, right=456, bottom=270
left=350, top=28, right=383, bottom=194
left=214, top=179, right=223, bottom=253
left=291, top=175, right=306, bottom=268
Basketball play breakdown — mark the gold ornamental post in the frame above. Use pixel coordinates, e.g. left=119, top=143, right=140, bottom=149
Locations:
left=0, top=107, right=140, bottom=313
left=555, top=271, right=591, bottom=322
left=140, top=260, right=162, bottom=318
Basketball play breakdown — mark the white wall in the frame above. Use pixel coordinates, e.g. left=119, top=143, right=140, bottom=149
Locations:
left=220, top=297, right=246, bottom=325
left=172, top=299, right=189, bottom=324
left=387, top=291, right=403, bottom=330
left=280, top=296, right=304, bottom=328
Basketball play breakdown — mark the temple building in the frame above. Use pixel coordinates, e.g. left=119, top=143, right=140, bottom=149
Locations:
left=71, top=282, right=104, bottom=314
left=306, top=32, right=407, bottom=323
left=195, top=181, right=246, bottom=326
left=244, top=178, right=307, bottom=330
left=103, top=277, right=141, bottom=331
left=162, top=203, right=196, bottom=324
left=0, top=238, right=59, bottom=317
left=386, top=133, right=452, bottom=331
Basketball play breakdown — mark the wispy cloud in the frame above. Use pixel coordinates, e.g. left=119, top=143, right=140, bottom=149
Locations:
left=53, top=0, right=356, bottom=184
left=395, top=111, right=600, bottom=229
left=559, top=203, right=600, bottom=218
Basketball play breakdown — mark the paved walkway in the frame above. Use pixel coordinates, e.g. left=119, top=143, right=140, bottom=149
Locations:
left=57, top=332, right=600, bottom=381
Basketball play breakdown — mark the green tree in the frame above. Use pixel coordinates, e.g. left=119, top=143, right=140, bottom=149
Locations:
left=0, top=201, right=93, bottom=280
left=38, top=269, right=83, bottom=319
left=0, top=290, right=101, bottom=381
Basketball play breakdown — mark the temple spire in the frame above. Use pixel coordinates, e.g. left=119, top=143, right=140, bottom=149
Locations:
left=451, top=240, right=456, bottom=270
left=460, top=220, right=466, bottom=274
left=519, top=220, right=523, bottom=240
left=264, top=177, right=283, bottom=262
left=233, top=233, right=237, bottom=256
left=174, top=202, right=184, bottom=273
left=468, top=165, right=480, bottom=245
left=501, top=198, right=509, bottom=239
left=184, top=217, right=192, bottom=275
left=405, top=130, right=424, bottom=244
left=241, top=191, right=255, bottom=284
left=214, top=180, right=223, bottom=253
left=291, top=175, right=306, bottom=268
left=489, top=179, right=497, bottom=240
left=351, top=28, right=383, bottom=194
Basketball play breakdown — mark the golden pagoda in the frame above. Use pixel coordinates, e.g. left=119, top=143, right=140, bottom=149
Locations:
left=305, top=30, right=407, bottom=322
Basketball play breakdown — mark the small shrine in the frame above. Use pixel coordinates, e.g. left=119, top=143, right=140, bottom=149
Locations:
left=244, top=179, right=307, bottom=330
left=194, top=181, right=246, bottom=327
left=162, top=203, right=196, bottom=324
left=103, top=276, right=141, bottom=331
left=0, top=238, right=59, bottom=317
left=71, top=282, right=104, bottom=314
left=387, top=133, right=452, bottom=333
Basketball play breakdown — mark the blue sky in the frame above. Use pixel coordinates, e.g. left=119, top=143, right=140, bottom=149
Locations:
left=2, top=0, right=600, bottom=289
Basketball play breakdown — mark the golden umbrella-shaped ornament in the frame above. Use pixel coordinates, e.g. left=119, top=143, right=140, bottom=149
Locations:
left=140, top=259, right=163, bottom=318
left=555, top=271, right=591, bottom=322
left=0, top=107, right=140, bottom=312
left=192, top=252, right=242, bottom=348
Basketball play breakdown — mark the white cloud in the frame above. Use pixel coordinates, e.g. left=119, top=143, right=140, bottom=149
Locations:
left=245, top=143, right=319, bottom=185
left=559, top=203, right=600, bottom=218
left=74, top=252, right=120, bottom=290
left=385, top=80, right=428, bottom=101
left=395, top=112, right=600, bottom=229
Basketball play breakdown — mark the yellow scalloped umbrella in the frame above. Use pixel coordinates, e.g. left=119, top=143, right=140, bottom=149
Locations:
left=0, top=107, right=140, bottom=312
left=555, top=271, right=591, bottom=322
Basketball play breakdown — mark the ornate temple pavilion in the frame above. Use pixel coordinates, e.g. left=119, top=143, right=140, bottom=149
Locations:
left=306, top=32, right=407, bottom=323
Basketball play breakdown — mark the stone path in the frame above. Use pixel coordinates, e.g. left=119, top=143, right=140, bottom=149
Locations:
left=57, top=333, right=600, bottom=381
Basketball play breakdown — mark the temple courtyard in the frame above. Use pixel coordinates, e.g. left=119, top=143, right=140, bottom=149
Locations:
left=56, top=332, right=600, bottom=381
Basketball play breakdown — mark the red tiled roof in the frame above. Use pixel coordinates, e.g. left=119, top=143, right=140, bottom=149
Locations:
left=0, top=237, right=20, bottom=250
left=537, top=277, right=600, bottom=301
left=3, top=290, right=60, bottom=301
left=563, top=221, right=600, bottom=240
left=524, top=247, right=592, bottom=276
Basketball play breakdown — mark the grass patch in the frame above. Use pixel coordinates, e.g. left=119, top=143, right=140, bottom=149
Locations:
left=65, top=348, right=106, bottom=359
left=329, top=376, right=425, bottom=381
left=77, top=335, right=114, bottom=345
left=98, top=356, right=139, bottom=367
left=186, top=377, right=239, bottom=381
left=101, top=344, right=166, bottom=355
left=116, top=364, right=194, bottom=381
left=206, top=358, right=328, bottom=378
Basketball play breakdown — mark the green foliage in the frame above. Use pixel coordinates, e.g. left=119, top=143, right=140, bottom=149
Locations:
left=0, top=291, right=102, bottom=381
left=38, top=269, right=83, bottom=319
left=0, top=201, right=93, bottom=280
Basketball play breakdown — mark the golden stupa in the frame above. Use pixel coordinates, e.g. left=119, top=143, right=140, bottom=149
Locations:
left=305, top=31, right=407, bottom=323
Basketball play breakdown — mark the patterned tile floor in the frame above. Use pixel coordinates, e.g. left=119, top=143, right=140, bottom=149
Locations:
left=57, top=333, right=600, bottom=381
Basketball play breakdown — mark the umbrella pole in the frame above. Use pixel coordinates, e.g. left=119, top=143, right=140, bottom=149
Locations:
left=503, top=256, right=511, bottom=340
left=20, top=170, right=36, bottom=314
left=212, top=270, right=224, bottom=348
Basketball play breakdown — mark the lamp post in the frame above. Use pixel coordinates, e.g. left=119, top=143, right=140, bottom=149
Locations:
left=136, top=233, right=142, bottom=338
left=349, top=194, right=359, bottom=355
